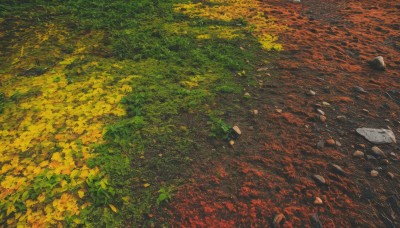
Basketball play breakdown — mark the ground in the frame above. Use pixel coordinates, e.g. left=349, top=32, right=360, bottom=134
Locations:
left=163, top=0, right=400, bottom=226
left=0, top=0, right=399, bottom=227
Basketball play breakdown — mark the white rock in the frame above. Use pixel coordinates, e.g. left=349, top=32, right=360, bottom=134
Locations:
left=369, top=56, right=386, bottom=70
left=314, top=197, right=323, bottom=205
left=356, top=128, right=396, bottom=144
left=371, top=170, right=379, bottom=177
left=232, top=126, right=241, bottom=135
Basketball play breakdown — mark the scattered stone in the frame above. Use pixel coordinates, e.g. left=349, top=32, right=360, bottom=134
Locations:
left=369, top=56, right=386, bottom=71
left=314, top=103, right=322, bottom=109
left=312, top=174, right=326, bottom=185
left=319, top=115, right=327, bottom=122
left=353, top=150, right=364, bottom=158
left=316, top=109, right=325, bottom=115
left=253, top=110, right=259, bottom=115
left=335, top=141, right=342, bottom=147
left=244, top=92, right=251, bottom=97
left=388, top=172, right=395, bottom=179
left=367, top=155, right=377, bottom=160
left=293, top=0, right=301, bottom=3
left=273, top=213, right=285, bottom=228
left=276, top=109, right=283, bottom=113
left=390, top=152, right=398, bottom=159
left=314, top=197, right=323, bottom=205
left=336, top=115, right=347, bottom=122
left=362, top=109, right=369, bottom=114
left=322, top=102, right=331, bottom=107
left=381, top=159, right=389, bottom=165
left=309, top=213, right=323, bottom=228
left=371, top=170, right=379, bottom=177
left=316, top=140, right=325, bottom=149
left=371, top=146, right=386, bottom=158
left=358, top=144, right=366, bottom=148
left=229, top=140, right=235, bottom=146
left=326, top=139, right=335, bottom=146
left=331, top=164, right=346, bottom=175
left=308, top=90, right=316, bottom=96
left=356, top=128, right=396, bottom=144
left=232, top=126, right=242, bottom=136
left=353, top=86, right=368, bottom=94
left=257, top=67, right=269, bottom=72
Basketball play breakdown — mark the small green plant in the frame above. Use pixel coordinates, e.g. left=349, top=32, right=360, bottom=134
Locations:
left=156, top=186, right=175, bottom=206
left=209, top=114, right=233, bottom=140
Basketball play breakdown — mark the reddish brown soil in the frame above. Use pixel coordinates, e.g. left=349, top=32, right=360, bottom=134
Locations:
left=165, top=0, right=400, bottom=226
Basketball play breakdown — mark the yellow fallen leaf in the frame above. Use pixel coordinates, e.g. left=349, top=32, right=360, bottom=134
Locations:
left=143, top=183, right=150, bottom=188
left=109, top=204, right=118, bottom=213
left=78, top=190, right=84, bottom=198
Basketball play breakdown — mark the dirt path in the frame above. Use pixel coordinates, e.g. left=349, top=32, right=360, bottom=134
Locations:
left=165, top=0, right=400, bottom=226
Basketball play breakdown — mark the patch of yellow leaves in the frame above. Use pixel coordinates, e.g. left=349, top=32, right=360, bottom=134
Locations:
left=174, top=0, right=285, bottom=50
left=0, top=50, right=133, bottom=225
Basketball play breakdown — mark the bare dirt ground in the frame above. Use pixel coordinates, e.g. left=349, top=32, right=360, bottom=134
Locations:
left=163, top=0, right=400, bottom=226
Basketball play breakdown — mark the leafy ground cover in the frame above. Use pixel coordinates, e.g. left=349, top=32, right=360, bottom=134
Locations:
left=0, top=0, right=282, bottom=226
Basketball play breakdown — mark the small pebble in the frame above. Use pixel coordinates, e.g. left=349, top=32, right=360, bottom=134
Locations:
left=353, top=86, right=368, bottom=94
left=319, top=115, right=327, bottom=122
left=229, top=140, right=235, bottom=146
left=326, top=139, right=335, bottom=146
left=331, top=164, right=346, bottom=175
left=314, top=197, right=323, bottom=205
left=244, top=92, right=250, bottom=97
left=362, top=109, right=369, bottom=114
left=358, top=144, right=366, bottom=148
left=336, top=115, right=347, bottom=122
left=335, top=141, right=342, bottom=147
left=353, top=150, right=364, bottom=158
left=276, top=109, right=282, bottom=113
left=312, top=174, right=326, bottom=185
left=322, top=102, right=331, bottom=106
left=232, top=126, right=242, bottom=136
left=316, top=109, right=325, bottom=115
left=367, top=155, right=377, bottom=160
left=308, top=90, right=316, bottom=96
left=388, top=172, right=395, bottom=179
left=371, top=170, right=379, bottom=177
left=369, top=56, right=386, bottom=71
left=253, top=110, right=259, bottom=115
left=381, top=159, right=389, bottom=165
left=371, top=146, right=386, bottom=158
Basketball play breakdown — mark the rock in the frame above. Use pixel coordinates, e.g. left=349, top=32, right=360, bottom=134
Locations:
left=310, top=213, right=323, bottom=228
left=293, top=0, right=301, bottom=3
left=253, top=110, right=259, bottom=115
left=335, top=141, right=342, bottom=147
left=371, top=170, right=379, bottom=177
left=229, top=140, right=235, bottom=146
left=244, top=92, right=251, bottom=97
left=232, top=126, right=242, bottom=136
left=358, top=144, right=366, bottom=148
left=388, top=172, right=395, bottom=179
left=312, top=174, right=326, bottom=185
left=273, top=213, right=285, bottom=228
left=322, top=102, right=330, bottom=107
left=316, top=109, right=325, bottom=115
left=314, top=197, right=323, bottom=205
left=367, top=155, right=377, bottom=160
left=308, top=90, right=316, bottom=96
left=356, top=128, right=396, bottom=144
left=353, top=150, right=364, bottom=158
left=381, top=159, right=389, bottom=165
left=331, top=164, right=346, bottom=175
left=353, top=86, right=368, bottom=94
left=336, top=115, right=347, bottom=122
left=319, top=115, right=327, bottom=122
left=369, top=56, right=386, bottom=71
left=371, top=146, right=386, bottom=158
left=362, top=109, right=369, bottom=114
left=276, top=109, right=283, bottom=114
left=326, top=139, right=335, bottom=146
left=316, top=140, right=325, bottom=149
